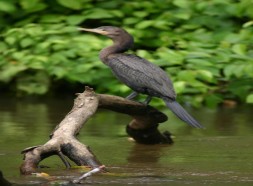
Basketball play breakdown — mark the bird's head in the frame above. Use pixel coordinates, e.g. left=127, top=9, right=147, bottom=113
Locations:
left=78, top=26, right=120, bottom=36
left=78, top=26, right=134, bottom=46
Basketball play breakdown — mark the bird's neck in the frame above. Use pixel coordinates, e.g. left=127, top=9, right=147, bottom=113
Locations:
left=99, top=45, right=122, bottom=63
left=99, top=36, right=133, bottom=64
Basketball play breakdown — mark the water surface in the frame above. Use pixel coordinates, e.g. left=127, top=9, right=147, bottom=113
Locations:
left=0, top=96, right=253, bottom=185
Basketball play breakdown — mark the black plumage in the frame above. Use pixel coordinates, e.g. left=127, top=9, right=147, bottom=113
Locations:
left=78, top=26, right=203, bottom=128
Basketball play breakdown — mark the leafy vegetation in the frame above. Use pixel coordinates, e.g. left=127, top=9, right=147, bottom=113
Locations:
left=0, top=0, right=253, bottom=107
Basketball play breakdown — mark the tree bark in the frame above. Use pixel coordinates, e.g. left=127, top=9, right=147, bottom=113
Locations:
left=20, top=86, right=172, bottom=175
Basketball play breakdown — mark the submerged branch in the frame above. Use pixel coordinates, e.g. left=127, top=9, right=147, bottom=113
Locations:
left=73, top=165, right=106, bottom=184
left=20, top=86, right=172, bottom=175
left=98, top=94, right=173, bottom=144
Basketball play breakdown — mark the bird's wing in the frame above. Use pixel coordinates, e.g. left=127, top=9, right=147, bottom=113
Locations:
left=107, top=54, right=176, bottom=99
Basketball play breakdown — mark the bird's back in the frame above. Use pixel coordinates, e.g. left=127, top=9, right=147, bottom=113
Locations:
left=106, top=53, right=176, bottom=100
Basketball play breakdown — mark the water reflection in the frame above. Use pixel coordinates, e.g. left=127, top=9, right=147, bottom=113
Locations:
left=127, top=144, right=170, bottom=164
left=0, top=95, right=253, bottom=185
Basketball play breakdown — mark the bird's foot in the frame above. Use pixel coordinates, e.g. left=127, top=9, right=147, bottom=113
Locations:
left=126, top=91, right=138, bottom=100
left=143, top=96, right=152, bottom=105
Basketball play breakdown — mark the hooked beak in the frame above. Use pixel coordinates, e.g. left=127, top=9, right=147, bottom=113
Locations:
left=77, top=28, right=108, bottom=35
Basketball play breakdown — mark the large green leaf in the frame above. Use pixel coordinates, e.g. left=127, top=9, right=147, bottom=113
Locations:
left=0, top=1, right=16, bottom=12
left=246, top=94, right=253, bottom=103
left=232, top=44, right=247, bottom=55
left=19, top=0, right=47, bottom=12
left=82, top=8, right=116, bottom=19
left=66, top=15, right=87, bottom=25
left=56, top=0, right=84, bottom=10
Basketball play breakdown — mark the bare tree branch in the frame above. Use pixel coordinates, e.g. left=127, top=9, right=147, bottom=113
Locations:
left=20, top=86, right=172, bottom=175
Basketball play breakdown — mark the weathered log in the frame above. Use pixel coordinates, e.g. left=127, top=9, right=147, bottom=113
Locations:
left=20, top=86, right=172, bottom=175
left=20, top=87, right=101, bottom=175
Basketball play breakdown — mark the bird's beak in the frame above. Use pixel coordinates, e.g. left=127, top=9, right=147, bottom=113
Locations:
left=77, top=28, right=108, bottom=35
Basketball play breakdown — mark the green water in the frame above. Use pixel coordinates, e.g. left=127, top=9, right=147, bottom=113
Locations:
left=0, top=96, right=253, bottom=185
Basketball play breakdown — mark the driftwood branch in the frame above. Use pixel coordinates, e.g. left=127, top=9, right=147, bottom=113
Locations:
left=20, top=86, right=172, bottom=175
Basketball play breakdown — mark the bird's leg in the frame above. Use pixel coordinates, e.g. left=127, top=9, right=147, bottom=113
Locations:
left=143, top=95, right=152, bottom=105
left=126, top=91, right=139, bottom=100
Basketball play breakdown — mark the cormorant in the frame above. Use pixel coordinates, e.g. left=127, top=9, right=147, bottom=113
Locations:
left=78, top=26, right=203, bottom=128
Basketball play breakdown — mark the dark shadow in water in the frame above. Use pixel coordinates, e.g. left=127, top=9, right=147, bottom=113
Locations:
left=127, top=143, right=171, bottom=164
left=0, top=171, right=11, bottom=186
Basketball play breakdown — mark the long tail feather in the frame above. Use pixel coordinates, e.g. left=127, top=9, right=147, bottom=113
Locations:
left=164, top=99, right=203, bottom=128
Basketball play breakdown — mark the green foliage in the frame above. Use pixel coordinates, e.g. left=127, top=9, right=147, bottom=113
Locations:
left=0, top=0, right=253, bottom=107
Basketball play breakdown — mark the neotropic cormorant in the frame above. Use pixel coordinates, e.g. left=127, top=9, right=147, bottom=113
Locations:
left=78, top=26, right=203, bottom=128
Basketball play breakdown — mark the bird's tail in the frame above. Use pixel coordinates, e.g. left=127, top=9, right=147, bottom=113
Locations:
left=163, top=99, right=203, bottom=128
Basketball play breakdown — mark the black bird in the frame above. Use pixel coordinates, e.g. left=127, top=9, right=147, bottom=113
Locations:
left=78, top=26, right=203, bottom=128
